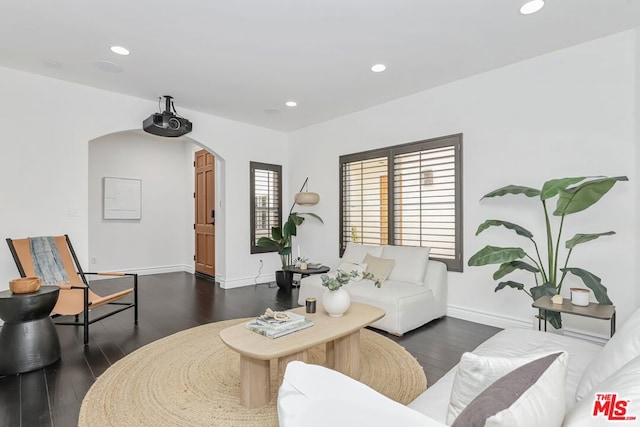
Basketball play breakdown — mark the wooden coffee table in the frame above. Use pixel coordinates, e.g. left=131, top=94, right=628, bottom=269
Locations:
left=219, top=302, right=385, bottom=408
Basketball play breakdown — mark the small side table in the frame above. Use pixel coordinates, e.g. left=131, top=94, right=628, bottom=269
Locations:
left=278, top=265, right=330, bottom=292
left=532, top=296, right=616, bottom=337
left=0, top=285, right=61, bottom=374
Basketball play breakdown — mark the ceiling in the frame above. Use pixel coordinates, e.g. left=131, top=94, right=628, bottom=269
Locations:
left=2, top=1, right=640, bottom=132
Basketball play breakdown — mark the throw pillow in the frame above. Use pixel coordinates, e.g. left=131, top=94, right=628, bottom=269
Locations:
left=382, top=245, right=430, bottom=285
left=447, top=351, right=558, bottom=424
left=363, top=253, right=395, bottom=283
left=340, top=242, right=383, bottom=264
left=564, top=355, right=640, bottom=427
left=451, top=352, right=568, bottom=427
left=576, top=307, right=640, bottom=400
left=336, top=261, right=367, bottom=282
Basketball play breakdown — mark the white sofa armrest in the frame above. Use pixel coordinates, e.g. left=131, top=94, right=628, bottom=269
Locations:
left=278, top=361, right=446, bottom=427
left=424, top=260, right=448, bottom=299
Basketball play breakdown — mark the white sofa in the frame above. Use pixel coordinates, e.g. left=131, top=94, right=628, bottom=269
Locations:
left=278, top=307, right=640, bottom=427
left=298, top=243, right=447, bottom=335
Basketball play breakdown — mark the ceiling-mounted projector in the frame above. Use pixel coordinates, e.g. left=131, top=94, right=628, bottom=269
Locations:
left=143, top=95, right=193, bottom=137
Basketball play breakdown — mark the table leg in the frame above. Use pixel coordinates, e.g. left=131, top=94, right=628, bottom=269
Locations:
left=239, top=356, right=270, bottom=408
left=332, top=330, right=361, bottom=379
left=544, top=309, right=547, bottom=332
left=611, top=311, right=616, bottom=337
left=537, top=309, right=541, bottom=331
left=277, top=350, right=307, bottom=386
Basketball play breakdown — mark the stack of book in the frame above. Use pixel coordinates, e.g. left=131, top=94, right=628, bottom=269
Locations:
left=245, top=311, right=314, bottom=339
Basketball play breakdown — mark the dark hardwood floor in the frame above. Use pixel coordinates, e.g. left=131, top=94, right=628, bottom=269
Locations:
left=0, top=272, right=500, bottom=427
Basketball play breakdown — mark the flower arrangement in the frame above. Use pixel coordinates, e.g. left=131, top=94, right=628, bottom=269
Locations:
left=320, top=270, right=382, bottom=290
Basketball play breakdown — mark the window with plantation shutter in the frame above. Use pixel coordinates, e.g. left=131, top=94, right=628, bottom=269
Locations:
left=339, top=134, right=463, bottom=271
left=250, top=162, right=282, bottom=254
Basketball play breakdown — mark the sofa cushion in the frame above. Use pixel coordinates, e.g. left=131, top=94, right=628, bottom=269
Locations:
left=363, top=253, right=395, bottom=282
left=408, top=329, right=602, bottom=424
left=564, top=355, right=640, bottom=426
left=382, top=245, right=430, bottom=285
left=341, top=242, right=383, bottom=264
left=452, top=352, right=568, bottom=427
left=447, top=351, right=561, bottom=423
left=576, top=307, right=640, bottom=400
left=336, top=261, right=367, bottom=281
left=277, top=361, right=446, bottom=427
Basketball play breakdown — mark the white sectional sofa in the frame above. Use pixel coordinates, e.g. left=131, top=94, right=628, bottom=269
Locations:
left=298, top=243, right=447, bottom=335
left=278, top=307, right=640, bottom=427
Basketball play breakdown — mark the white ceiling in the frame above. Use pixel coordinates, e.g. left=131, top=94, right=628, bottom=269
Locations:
left=2, top=1, right=640, bottom=131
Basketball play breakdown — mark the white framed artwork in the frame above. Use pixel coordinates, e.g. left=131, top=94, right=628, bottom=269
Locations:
left=103, top=177, right=142, bottom=220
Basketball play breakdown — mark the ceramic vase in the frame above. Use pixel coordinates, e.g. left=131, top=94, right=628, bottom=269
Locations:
left=322, top=288, right=351, bottom=317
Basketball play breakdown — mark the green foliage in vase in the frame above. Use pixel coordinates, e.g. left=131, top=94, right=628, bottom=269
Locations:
left=321, top=270, right=382, bottom=291
left=468, top=176, right=627, bottom=330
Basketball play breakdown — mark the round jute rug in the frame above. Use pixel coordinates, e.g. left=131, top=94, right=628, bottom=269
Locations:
left=79, top=318, right=426, bottom=427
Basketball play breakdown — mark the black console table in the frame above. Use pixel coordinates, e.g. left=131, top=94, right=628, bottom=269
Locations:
left=277, top=265, right=330, bottom=292
left=0, top=285, right=61, bottom=374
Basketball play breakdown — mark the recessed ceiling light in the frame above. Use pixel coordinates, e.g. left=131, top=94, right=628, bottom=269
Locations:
left=520, top=0, right=545, bottom=15
left=371, top=64, right=387, bottom=73
left=285, top=101, right=297, bottom=107
left=110, top=46, right=130, bottom=56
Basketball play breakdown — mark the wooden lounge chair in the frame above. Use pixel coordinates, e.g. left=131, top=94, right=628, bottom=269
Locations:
left=6, top=235, right=138, bottom=345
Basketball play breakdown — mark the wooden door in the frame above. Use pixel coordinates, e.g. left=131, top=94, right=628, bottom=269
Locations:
left=195, top=150, right=215, bottom=277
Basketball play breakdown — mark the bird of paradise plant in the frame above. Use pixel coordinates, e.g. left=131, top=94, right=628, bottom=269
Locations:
left=468, top=176, right=627, bottom=330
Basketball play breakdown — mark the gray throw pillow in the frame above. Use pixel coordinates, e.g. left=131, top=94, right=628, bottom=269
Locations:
left=451, top=352, right=567, bottom=427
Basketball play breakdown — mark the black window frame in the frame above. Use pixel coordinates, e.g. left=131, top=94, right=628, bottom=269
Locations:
left=250, top=161, right=282, bottom=254
left=339, top=133, right=463, bottom=271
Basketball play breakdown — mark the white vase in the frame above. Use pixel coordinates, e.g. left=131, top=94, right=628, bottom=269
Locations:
left=322, top=288, right=351, bottom=317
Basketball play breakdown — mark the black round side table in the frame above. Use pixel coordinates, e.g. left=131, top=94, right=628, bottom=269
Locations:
left=0, top=285, right=61, bottom=374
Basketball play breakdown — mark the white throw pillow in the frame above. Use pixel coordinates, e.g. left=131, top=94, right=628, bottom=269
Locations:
left=576, top=307, right=640, bottom=400
left=382, top=245, right=430, bottom=285
left=363, top=253, right=395, bottom=282
left=277, top=361, right=446, bottom=427
left=341, top=242, right=383, bottom=264
left=336, top=261, right=367, bottom=281
left=564, top=355, right=640, bottom=427
left=451, top=352, right=568, bottom=427
left=447, top=351, right=562, bottom=424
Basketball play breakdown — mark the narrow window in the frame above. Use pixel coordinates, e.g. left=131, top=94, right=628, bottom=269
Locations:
left=250, top=162, right=282, bottom=254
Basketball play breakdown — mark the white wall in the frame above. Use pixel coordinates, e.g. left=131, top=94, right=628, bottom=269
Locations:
left=88, top=131, right=196, bottom=275
left=0, top=66, right=288, bottom=292
left=288, top=30, right=639, bottom=337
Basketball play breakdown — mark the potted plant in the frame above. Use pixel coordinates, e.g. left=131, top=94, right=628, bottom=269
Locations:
left=468, top=176, right=627, bottom=330
left=257, top=211, right=322, bottom=288
left=320, top=270, right=382, bottom=317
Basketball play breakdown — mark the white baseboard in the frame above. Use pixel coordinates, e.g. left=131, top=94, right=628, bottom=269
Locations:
left=447, top=304, right=608, bottom=345
left=219, top=273, right=275, bottom=289
left=89, top=264, right=192, bottom=279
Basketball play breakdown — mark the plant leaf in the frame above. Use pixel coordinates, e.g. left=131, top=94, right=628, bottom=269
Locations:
left=482, top=185, right=540, bottom=199
left=256, top=237, right=279, bottom=249
left=476, top=220, right=534, bottom=238
left=494, top=281, right=525, bottom=291
left=561, top=267, right=613, bottom=304
left=530, top=282, right=558, bottom=300
left=553, top=176, right=628, bottom=216
left=289, top=213, right=305, bottom=226
left=468, top=246, right=526, bottom=266
left=565, top=231, right=615, bottom=249
left=271, top=227, right=283, bottom=241
left=283, top=220, right=297, bottom=238
left=540, top=177, right=587, bottom=200
left=294, top=212, right=324, bottom=223
left=493, top=261, right=539, bottom=280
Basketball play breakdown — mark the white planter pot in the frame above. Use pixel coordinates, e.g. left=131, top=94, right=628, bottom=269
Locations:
left=322, top=288, right=351, bottom=317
